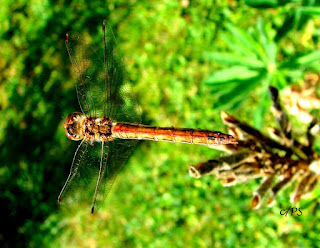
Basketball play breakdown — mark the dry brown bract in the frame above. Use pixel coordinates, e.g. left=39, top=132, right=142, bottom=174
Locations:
left=189, top=77, right=320, bottom=209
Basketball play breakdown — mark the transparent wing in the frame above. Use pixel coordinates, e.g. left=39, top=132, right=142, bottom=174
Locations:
left=93, top=22, right=141, bottom=210
left=58, top=141, right=109, bottom=209
left=65, top=21, right=141, bottom=123
left=65, top=31, right=103, bottom=117
left=91, top=138, right=138, bottom=213
left=101, top=21, right=141, bottom=123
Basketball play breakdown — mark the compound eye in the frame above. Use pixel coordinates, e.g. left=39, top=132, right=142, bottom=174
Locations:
left=64, top=112, right=84, bottom=141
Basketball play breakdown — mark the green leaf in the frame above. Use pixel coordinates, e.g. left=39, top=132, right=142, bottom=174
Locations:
left=253, top=88, right=270, bottom=128
left=294, top=51, right=320, bottom=66
left=273, top=71, right=287, bottom=89
left=245, top=0, right=279, bottom=8
left=306, top=62, right=320, bottom=73
left=211, top=73, right=266, bottom=109
left=203, top=66, right=261, bottom=85
left=299, top=7, right=320, bottom=15
left=275, top=13, right=295, bottom=41
left=280, top=51, right=320, bottom=70
left=278, top=69, right=304, bottom=83
left=257, top=18, right=268, bottom=50
left=225, top=24, right=262, bottom=56
left=204, top=52, right=265, bottom=69
left=220, top=33, right=253, bottom=56
left=256, top=18, right=276, bottom=64
left=265, top=43, right=277, bottom=64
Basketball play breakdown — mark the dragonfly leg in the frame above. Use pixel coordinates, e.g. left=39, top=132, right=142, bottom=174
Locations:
left=91, top=142, right=108, bottom=213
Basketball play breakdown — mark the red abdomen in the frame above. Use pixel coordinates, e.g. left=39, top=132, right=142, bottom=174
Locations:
left=112, top=123, right=237, bottom=145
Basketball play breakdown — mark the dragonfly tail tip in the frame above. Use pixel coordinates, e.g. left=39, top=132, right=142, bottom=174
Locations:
left=91, top=206, right=95, bottom=214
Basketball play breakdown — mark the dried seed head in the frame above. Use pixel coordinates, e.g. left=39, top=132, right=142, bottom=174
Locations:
left=291, top=173, right=313, bottom=204
left=221, top=111, right=237, bottom=125
left=251, top=194, right=261, bottom=209
left=191, top=84, right=319, bottom=209
left=251, top=175, right=275, bottom=209
left=220, top=178, right=237, bottom=186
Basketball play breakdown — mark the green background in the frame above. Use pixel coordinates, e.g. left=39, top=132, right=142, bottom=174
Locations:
left=1, top=0, right=320, bottom=247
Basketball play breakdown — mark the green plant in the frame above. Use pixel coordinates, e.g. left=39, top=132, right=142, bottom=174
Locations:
left=203, top=18, right=320, bottom=128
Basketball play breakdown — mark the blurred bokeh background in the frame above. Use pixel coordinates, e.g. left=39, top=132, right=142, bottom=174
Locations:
left=1, top=0, right=320, bottom=247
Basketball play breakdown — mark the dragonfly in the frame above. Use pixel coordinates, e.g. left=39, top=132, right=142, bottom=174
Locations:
left=59, top=20, right=237, bottom=214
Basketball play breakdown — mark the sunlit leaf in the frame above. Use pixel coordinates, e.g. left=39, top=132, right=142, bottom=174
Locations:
left=225, top=24, right=262, bottom=56
left=212, top=73, right=266, bottom=109
left=203, top=66, right=261, bottom=85
left=274, top=71, right=287, bottom=89
left=294, top=51, right=320, bottom=66
left=278, top=69, right=304, bottom=84
left=245, top=0, right=279, bottom=8
left=204, top=52, right=265, bottom=69
left=257, top=18, right=268, bottom=49
left=224, top=22, right=271, bottom=66
left=253, top=87, right=270, bottom=128
left=281, top=51, right=320, bottom=69
left=299, top=6, right=320, bottom=15
left=306, top=63, right=320, bottom=73
left=220, top=33, right=253, bottom=56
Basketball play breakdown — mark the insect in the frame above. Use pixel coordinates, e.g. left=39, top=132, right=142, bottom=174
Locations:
left=59, top=21, right=237, bottom=213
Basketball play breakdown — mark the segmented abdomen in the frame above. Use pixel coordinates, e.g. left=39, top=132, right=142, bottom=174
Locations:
left=112, top=123, right=237, bottom=145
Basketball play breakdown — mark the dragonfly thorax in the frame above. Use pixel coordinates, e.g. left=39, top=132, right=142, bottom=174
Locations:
left=84, top=117, right=115, bottom=142
left=64, top=113, right=115, bottom=142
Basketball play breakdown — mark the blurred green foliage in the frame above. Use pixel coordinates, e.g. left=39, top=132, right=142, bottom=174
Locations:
left=1, top=0, right=320, bottom=247
left=203, top=18, right=320, bottom=127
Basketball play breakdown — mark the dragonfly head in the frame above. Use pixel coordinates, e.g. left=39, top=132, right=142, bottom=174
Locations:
left=64, top=112, right=85, bottom=141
